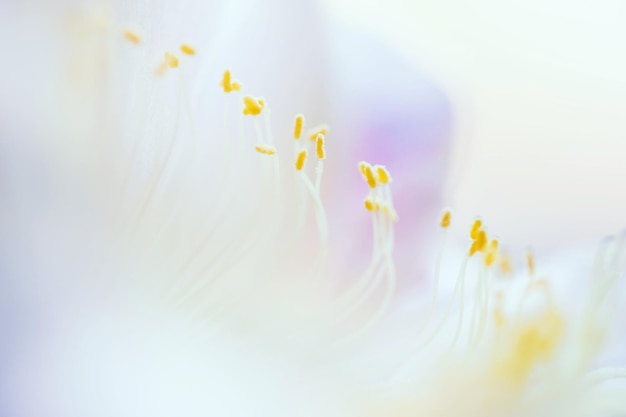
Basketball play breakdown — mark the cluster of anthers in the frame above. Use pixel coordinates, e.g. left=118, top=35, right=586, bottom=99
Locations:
left=118, top=28, right=626, bottom=404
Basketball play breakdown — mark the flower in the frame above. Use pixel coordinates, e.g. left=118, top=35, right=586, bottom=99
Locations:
left=1, top=1, right=625, bottom=417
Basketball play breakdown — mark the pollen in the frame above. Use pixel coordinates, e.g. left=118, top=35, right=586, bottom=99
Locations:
left=293, top=114, right=304, bottom=139
left=315, top=134, right=326, bottom=160
left=243, top=96, right=264, bottom=116
left=375, top=165, right=391, bottom=185
left=221, top=70, right=242, bottom=93
left=180, top=43, right=196, bottom=55
left=364, top=198, right=375, bottom=212
left=485, top=238, right=499, bottom=267
left=308, top=125, right=328, bottom=141
left=440, top=209, right=451, bottom=228
left=359, top=162, right=377, bottom=189
left=295, top=149, right=307, bottom=171
left=470, top=219, right=482, bottom=240
left=469, top=229, right=488, bottom=256
left=123, top=28, right=142, bottom=44
left=255, top=144, right=276, bottom=155
left=164, top=52, right=179, bottom=68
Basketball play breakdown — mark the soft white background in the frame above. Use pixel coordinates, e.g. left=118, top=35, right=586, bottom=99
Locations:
left=322, top=0, right=626, bottom=251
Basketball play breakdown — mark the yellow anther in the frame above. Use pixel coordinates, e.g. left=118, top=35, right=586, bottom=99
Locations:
left=221, top=70, right=242, bottom=93
left=470, top=219, right=483, bottom=239
left=315, top=134, right=326, bottom=160
left=485, top=238, right=499, bottom=267
left=359, top=162, right=377, bottom=189
left=469, top=230, right=488, bottom=257
left=375, top=165, right=391, bottom=184
left=499, top=254, right=513, bottom=276
left=308, top=125, right=328, bottom=141
left=295, top=149, right=307, bottom=171
left=358, top=162, right=368, bottom=179
left=180, top=43, right=196, bottom=55
left=293, top=114, right=304, bottom=140
left=164, top=52, right=179, bottom=68
left=364, top=198, right=375, bottom=212
left=123, top=28, right=142, bottom=44
left=527, top=249, right=536, bottom=277
left=243, top=96, right=264, bottom=116
left=255, top=144, right=276, bottom=155
left=440, top=209, right=451, bottom=229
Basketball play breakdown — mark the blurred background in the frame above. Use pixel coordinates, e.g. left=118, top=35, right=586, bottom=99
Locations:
left=322, top=0, right=626, bottom=251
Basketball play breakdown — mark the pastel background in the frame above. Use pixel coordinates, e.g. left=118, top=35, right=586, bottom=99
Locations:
left=323, top=0, right=626, bottom=251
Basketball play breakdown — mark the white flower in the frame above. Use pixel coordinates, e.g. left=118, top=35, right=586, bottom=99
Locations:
left=0, top=1, right=624, bottom=417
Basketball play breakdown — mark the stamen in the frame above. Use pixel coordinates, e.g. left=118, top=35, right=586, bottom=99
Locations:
left=440, top=209, right=452, bottom=229
left=364, top=198, right=375, bottom=212
left=180, top=43, right=196, bottom=55
left=255, top=144, right=276, bottom=155
left=315, top=134, right=326, bottom=160
left=308, top=125, right=328, bottom=141
left=470, top=219, right=483, bottom=239
left=375, top=165, right=391, bottom=185
left=469, top=229, right=487, bottom=256
left=243, top=96, right=264, bottom=116
left=165, top=52, right=179, bottom=68
left=221, top=70, right=242, bottom=93
left=485, top=238, right=499, bottom=267
left=359, top=162, right=377, bottom=189
left=295, top=149, right=307, bottom=171
left=294, top=114, right=304, bottom=139
left=123, top=28, right=142, bottom=44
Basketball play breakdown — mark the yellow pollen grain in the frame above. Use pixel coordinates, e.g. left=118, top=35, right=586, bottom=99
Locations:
left=243, top=96, right=264, bottom=116
left=221, top=70, right=242, bottom=93
left=375, top=165, right=391, bottom=184
left=469, top=230, right=488, bottom=257
left=315, top=134, right=326, bottom=160
left=255, top=144, right=276, bottom=155
left=164, top=52, right=179, bottom=68
left=123, top=28, right=141, bottom=44
left=294, top=114, right=304, bottom=139
left=180, top=43, right=196, bottom=55
left=360, top=163, right=377, bottom=189
left=470, top=219, right=483, bottom=239
left=295, top=149, right=307, bottom=171
left=485, top=239, right=499, bottom=267
left=364, top=198, right=375, bottom=212
left=358, top=162, right=368, bottom=179
left=440, top=209, right=451, bottom=228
